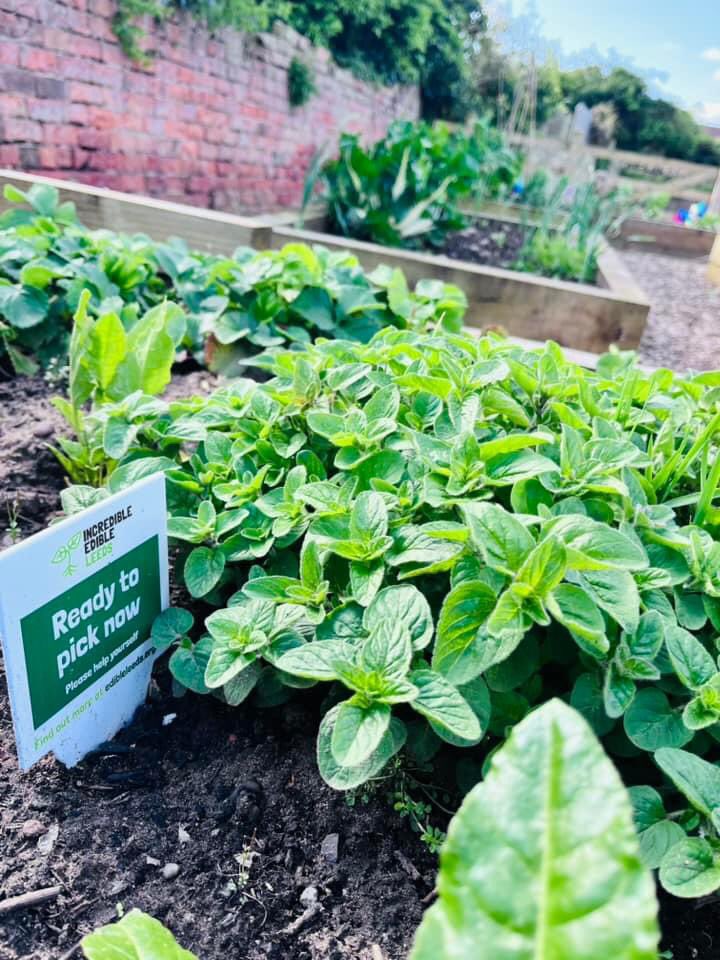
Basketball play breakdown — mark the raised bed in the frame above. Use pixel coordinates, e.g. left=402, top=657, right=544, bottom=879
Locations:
left=615, top=217, right=716, bottom=259
left=270, top=217, right=650, bottom=354
left=0, top=170, right=270, bottom=255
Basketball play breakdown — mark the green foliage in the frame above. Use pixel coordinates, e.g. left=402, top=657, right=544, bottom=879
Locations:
left=515, top=179, right=634, bottom=284
left=0, top=182, right=464, bottom=375
left=50, top=291, right=186, bottom=484
left=112, top=0, right=481, bottom=115
left=287, top=57, right=316, bottom=108
left=316, top=120, right=520, bottom=248
left=516, top=231, right=597, bottom=284
left=82, top=908, right=196, bottom=960
left=410, top=700, right=659, bottom=959
left=61, top=326, right=720, bottom=818
left=558, top=66, right=720, bottom=166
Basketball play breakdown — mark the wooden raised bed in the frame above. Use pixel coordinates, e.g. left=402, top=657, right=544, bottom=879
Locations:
left=270, top=217, right=650, bottom=354
left=614, top=217, right=716, bottom=259
left=0, top=169, right=271, bottom=255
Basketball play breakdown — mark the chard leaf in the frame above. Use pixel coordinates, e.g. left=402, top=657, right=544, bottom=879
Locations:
left=410, top=699, right=659, bottom=960
left=81, top=908, right=197, bottom=960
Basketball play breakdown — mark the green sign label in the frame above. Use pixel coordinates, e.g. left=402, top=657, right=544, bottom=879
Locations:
left=21, top=535, right=161, bottom=729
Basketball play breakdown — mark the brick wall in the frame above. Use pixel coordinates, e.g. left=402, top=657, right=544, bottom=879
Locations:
left=0, top=1, right=419, bottom=213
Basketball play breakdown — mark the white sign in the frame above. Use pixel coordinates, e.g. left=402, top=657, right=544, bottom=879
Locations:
left=0, top=474, right=169, bottom=769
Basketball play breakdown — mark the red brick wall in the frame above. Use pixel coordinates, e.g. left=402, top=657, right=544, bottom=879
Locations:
left=0, top=1, right=419, bottom=213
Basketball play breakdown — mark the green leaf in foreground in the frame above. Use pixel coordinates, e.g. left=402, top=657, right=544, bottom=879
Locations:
left=410, top=699, right=659, bottom=960
left=81, top=908, right=197, bottom=960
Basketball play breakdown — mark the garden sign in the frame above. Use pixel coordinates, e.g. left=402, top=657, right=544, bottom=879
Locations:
left=0, top=474, right=169, bottom=770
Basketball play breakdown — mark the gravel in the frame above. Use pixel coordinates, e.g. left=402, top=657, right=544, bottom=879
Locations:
left=623, top=250, right=720, bottom=371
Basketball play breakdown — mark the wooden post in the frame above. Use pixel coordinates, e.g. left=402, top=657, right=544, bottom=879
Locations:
left=708, top=234, right=720, bottom=286
left=709, top=169, right=720, bottom=215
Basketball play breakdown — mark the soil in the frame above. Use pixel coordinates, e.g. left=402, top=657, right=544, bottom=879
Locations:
left=0, top=373, right=434, bottom=960
left=0, top=372, right=717, bottom=960
left=441, top=217, right=530, bottom=270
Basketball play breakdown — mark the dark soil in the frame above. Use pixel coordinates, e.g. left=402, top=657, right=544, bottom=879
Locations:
left=0, top=372, right=717, bottom=960
left=441, top=217, right=530, bottom=270
left=0, top=373, right=434, bottom=960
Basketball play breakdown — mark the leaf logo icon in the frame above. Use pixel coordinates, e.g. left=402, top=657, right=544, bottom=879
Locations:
left=52, top=532, right=82, bottom=577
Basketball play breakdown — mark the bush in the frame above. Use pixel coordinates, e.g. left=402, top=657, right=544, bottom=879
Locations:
left=59, top=324, right=720, bottom=903
left=287, top=57, right=316, bottom=108
left=113, top=0, right=482, bottom=111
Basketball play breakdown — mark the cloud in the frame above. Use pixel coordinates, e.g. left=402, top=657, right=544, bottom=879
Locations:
left=715, top=68, right=720, bottom=83
left=694, top=101, right=720, bottom=124
left=702, top=48, right=720, bottom=61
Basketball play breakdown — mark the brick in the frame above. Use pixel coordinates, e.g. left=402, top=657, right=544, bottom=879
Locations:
left=4, top=118, right=43, bottom=142
left=69, top=81, right=105, bottom=105
left=35, top=76, right=65, bottom=99
left=1, top=67, right=35, bottom=94
left=21, top=48, right=58, bottom=72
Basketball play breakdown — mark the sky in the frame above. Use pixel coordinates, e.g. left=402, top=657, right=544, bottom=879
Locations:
left=488, top=0, right=720, bottom=127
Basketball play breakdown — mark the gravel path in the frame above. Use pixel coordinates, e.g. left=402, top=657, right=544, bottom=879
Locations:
left=623, top=250, right=720, bottom=371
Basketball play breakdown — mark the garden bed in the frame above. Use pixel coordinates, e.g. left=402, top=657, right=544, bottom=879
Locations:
left=0, top=372, right=435, bottom=960
left=441, top=217, right=530, bottom=271
left=271, top=217, right=650, bottom=354
left=615, top=217, right=716, bottom=259
left=0, top=170, right=270, bottom=256
left=0, top=371, right=717, bottom=960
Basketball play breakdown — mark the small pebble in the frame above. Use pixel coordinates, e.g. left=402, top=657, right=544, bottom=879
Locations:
left=20, top=819, right=47, bottom=839
left=162, top=862, right=181, bottom=880
left=178, top=826, right=191, bottom=844
left=37, top=823, right=59, bottom=855
left=300, top=885, right=318, bottom=906
left=146, top=855, right=161, bottom=867
left=320, top=833, right=339, bottom=864
left=33, top=422, right=55, bottom=439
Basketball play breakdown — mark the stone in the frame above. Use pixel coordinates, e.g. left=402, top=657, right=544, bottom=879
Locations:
left=161, top=862, right=181, bottom=880
left=299, top=885, right=318, bottom=906
left=20, top=819, right=47, bottom=838
left=320, top=833, right=339, bottom=864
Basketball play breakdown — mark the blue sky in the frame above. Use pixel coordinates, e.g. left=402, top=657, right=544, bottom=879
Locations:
left=488, top=0, right=720, bottom=126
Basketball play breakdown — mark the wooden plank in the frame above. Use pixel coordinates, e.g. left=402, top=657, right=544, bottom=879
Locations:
left=615, top=217, right=715, bottom=258
left=271, top=225, right=650, bottom=354
left=0, top=170, right=271, bottom=253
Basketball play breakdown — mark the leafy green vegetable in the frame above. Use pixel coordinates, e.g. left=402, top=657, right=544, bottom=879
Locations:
left=81, top=909, right=196, bottom=960
left=60, top=322, right=720, bottom=844
left=314, top=120, right=520, bottom=248
left=0, top=182, right=465, bottom=374
left=409, top=700, right=659, bottom=959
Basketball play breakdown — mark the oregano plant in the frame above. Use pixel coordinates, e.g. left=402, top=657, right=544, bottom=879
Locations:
left=59, top=324, right=720, bottom=903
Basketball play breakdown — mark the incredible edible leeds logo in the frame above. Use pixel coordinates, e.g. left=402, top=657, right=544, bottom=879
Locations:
left=52, top=505, right=134, bottom=577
